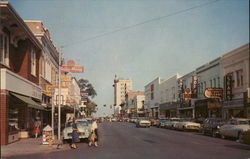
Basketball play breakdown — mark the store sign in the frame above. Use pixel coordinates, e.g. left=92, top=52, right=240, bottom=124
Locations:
left=45, top=85, right=68, bottom=96
left=61, top=60, right=84, bottom=73
left=61, top=75, right=72, bottom=82
left=204, top=88, right=223, bottom=99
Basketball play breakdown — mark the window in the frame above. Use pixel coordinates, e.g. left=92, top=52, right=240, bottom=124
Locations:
left=214, top=78, right=216, bottom=88
left=218, top=77, right=220, bottom=88
left=236, top=70, right=243, bottom=87
left=210, top=80, right=212, bottom=88
left=31, top=48, right=36, bottom=76
left=0, top=33, right=9, bottom=66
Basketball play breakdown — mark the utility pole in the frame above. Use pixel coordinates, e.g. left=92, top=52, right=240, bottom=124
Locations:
left=51, top=88, right=55, bottom=139
left=58, top=50, right=62, bottom=140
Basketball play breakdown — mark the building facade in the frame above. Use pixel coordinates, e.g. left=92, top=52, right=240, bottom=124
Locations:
left=144, top=77, right=163, bottom=118
left=125, top=91, right=145, bottom=117
left=0, top=1, right=43, bottom=145
left=195, top=57, right=223, bottom=119
left=159, top=74, right=181, bottom=118
left=221, top=43, right=250, bottom=119
left=177, top=71, right=197, bottom=118
left=113, top=77, right=132, bottom=116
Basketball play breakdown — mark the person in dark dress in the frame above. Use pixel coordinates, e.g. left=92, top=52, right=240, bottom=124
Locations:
left=71, top=118, right=80, bottom=149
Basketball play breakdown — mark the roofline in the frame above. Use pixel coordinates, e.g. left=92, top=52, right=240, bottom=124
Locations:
left=1, top=1, right=42, bottom=50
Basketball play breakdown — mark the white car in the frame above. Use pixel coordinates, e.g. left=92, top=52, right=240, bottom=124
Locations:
left=63, top=119, right=90, bottom=142
left=174, top=119, right=201, bottom=131
left=136, top=118, right=151, bottom=128
left=219, top=118, right=250, bottom=140
left=165, top=118, right=181, bottom=129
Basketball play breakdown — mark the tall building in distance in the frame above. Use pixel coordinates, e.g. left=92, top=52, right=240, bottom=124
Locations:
left=113, top=76, right=132, bottom=116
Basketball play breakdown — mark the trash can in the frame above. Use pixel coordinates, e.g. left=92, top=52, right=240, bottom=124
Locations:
left=42, top=125, right=53, bottom=146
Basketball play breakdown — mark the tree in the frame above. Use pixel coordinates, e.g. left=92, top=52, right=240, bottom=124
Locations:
left=77, top=78, right=97, bottom=116
left=77, top=79, right=97, bottom=98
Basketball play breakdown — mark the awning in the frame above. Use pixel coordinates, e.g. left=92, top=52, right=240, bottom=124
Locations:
left=159, top=102, right=178, bottom=110
left=11, top=93, right=45, bottom=110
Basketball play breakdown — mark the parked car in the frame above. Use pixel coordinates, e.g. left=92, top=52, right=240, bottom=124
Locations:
left=150, top=118, right=158, bottom=126
left=111, top=118, right=117, bottom=122
left=219, top=118, right=250, bottom=140
left=63, top=119, right=90, bottom=143
left=136, top=117, right=151, bottom=128
left=239, top=129, right=250, bottom=145
left=157, top=119, right=168, bottom=128
left=200, top=118, right=224, bottom=137
left=174, top=119, right=201, bottom=131
left=165, top=118, right=181, bottom=129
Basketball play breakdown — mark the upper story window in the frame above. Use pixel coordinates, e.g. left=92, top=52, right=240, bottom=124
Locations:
left=236, top=69, right=243, bottom=87
left=0, top=33, right=9, bottom=66
left=30, top=48, right=36, bottom=76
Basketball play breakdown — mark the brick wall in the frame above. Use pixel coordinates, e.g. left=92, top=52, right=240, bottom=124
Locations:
left=0, top=90, right=8, bottom=145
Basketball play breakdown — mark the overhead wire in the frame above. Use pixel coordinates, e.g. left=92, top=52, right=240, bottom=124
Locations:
left=62, top=0, right=220, bottom=47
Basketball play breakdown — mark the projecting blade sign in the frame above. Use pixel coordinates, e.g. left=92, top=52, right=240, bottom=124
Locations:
left=60, top=60, right=84, bottom=73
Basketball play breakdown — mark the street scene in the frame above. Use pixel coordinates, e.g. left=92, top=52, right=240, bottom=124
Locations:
left=0, top=0, right=250, bottom=159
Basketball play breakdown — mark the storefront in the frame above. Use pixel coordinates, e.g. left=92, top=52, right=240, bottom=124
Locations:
left=222, top=98, right=244, bottom=119
left=8, top=92, right=45, bottom=142
left=159, top=103, right=177, bottom=118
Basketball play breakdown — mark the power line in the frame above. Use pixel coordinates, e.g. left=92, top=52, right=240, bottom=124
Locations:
left=63, top=0, right=220, bottom=47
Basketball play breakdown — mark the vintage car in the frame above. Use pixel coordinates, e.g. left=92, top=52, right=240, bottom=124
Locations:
left=174, top=119, right=201, bottom=131
left=63, top=119, right=91, bottom=143
left=150, top=118, right=158, bottom=126
left=200, top=118, right=224, bottom=137
left=165, top=118, right=181, bottom=129
left=136, top=118, right=151, bottom=128
left=156, top=119, right=168, bottom=128
left=219, top=118, right=250, bottom=140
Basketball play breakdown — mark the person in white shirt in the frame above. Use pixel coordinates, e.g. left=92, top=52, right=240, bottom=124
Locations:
left=90, top=119, right=98, bottom=147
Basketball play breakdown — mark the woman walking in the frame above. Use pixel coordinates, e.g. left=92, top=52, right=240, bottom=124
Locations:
left=90, top=119, right=98, bottom=147
left=71, top=118, right=80, bottom=149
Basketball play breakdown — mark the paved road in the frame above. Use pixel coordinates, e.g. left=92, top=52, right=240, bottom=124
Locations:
left=7, top=122, right=250, bottom=159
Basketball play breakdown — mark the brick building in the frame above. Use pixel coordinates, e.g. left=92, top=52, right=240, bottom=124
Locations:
left=0, top=2, right=44, bottom=145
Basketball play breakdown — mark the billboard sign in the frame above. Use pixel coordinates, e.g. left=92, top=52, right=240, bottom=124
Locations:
left=204, top=88, right=223, bottom=99
left=60, top=60, right=84, bottom=73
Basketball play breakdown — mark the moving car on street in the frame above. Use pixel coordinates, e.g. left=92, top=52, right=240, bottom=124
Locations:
left=174, top=119, right=201, bottom=131
left=136, top=117, right=151, bottom=128
left=200, top=118, right=224, bottom=137
left=63, top=119, right=91, bottom=143
left=219, top=118, right=250, bottom=140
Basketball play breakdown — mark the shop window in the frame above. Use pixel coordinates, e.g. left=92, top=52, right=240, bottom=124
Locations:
left=31, top=48, right=36, bottom=76
left=0, top=33, right=9, bottom=66
left=8, top=106, right=19, bottom=134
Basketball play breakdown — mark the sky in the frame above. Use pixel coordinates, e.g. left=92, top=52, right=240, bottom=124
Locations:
left=8, top=0, right=249, bottom=117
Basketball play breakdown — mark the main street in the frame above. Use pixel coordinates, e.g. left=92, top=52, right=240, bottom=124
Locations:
left=7, top=122, right=250, bottom=159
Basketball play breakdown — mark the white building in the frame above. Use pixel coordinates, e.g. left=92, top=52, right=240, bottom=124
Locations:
left=195, top=57, right=223, bottom=119
left=113, top=77, right=132, bottom=116
left=159, top=74, right=181, bottom=118
left=144, top=77, right=163, bottom=118
left=126, top=91, right=145, bottom=117
left=177, top=71, right=197, bottom=118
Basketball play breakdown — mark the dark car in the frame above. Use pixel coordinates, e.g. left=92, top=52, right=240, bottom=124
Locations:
left=200, top=118, right=224, bottom=137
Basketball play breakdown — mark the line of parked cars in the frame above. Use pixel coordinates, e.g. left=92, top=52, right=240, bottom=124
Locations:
left=126, top=116, right=250, bottom=144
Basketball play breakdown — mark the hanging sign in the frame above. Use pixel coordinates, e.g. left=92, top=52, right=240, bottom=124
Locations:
left=60, top=60, right=84, bottom=73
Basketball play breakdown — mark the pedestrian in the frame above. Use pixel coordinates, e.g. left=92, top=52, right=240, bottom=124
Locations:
left=71, top=118, right=80, bottom=149
left=90, top=118, right=98, bottom=147
left=33, top=117, right=41, bottom=138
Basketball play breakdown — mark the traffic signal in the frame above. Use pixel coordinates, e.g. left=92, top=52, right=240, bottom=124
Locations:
left=224, top=74, right=233, bottom=101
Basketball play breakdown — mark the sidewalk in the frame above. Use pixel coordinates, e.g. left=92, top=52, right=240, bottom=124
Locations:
left=1, top=137, right=70, bottom=158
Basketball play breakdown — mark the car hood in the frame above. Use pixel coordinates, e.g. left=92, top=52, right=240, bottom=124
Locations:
left=182, top=122, right=201, bottom=126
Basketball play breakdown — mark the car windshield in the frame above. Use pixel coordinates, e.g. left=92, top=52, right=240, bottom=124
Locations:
left=77, top=121, right=88, bottom=126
